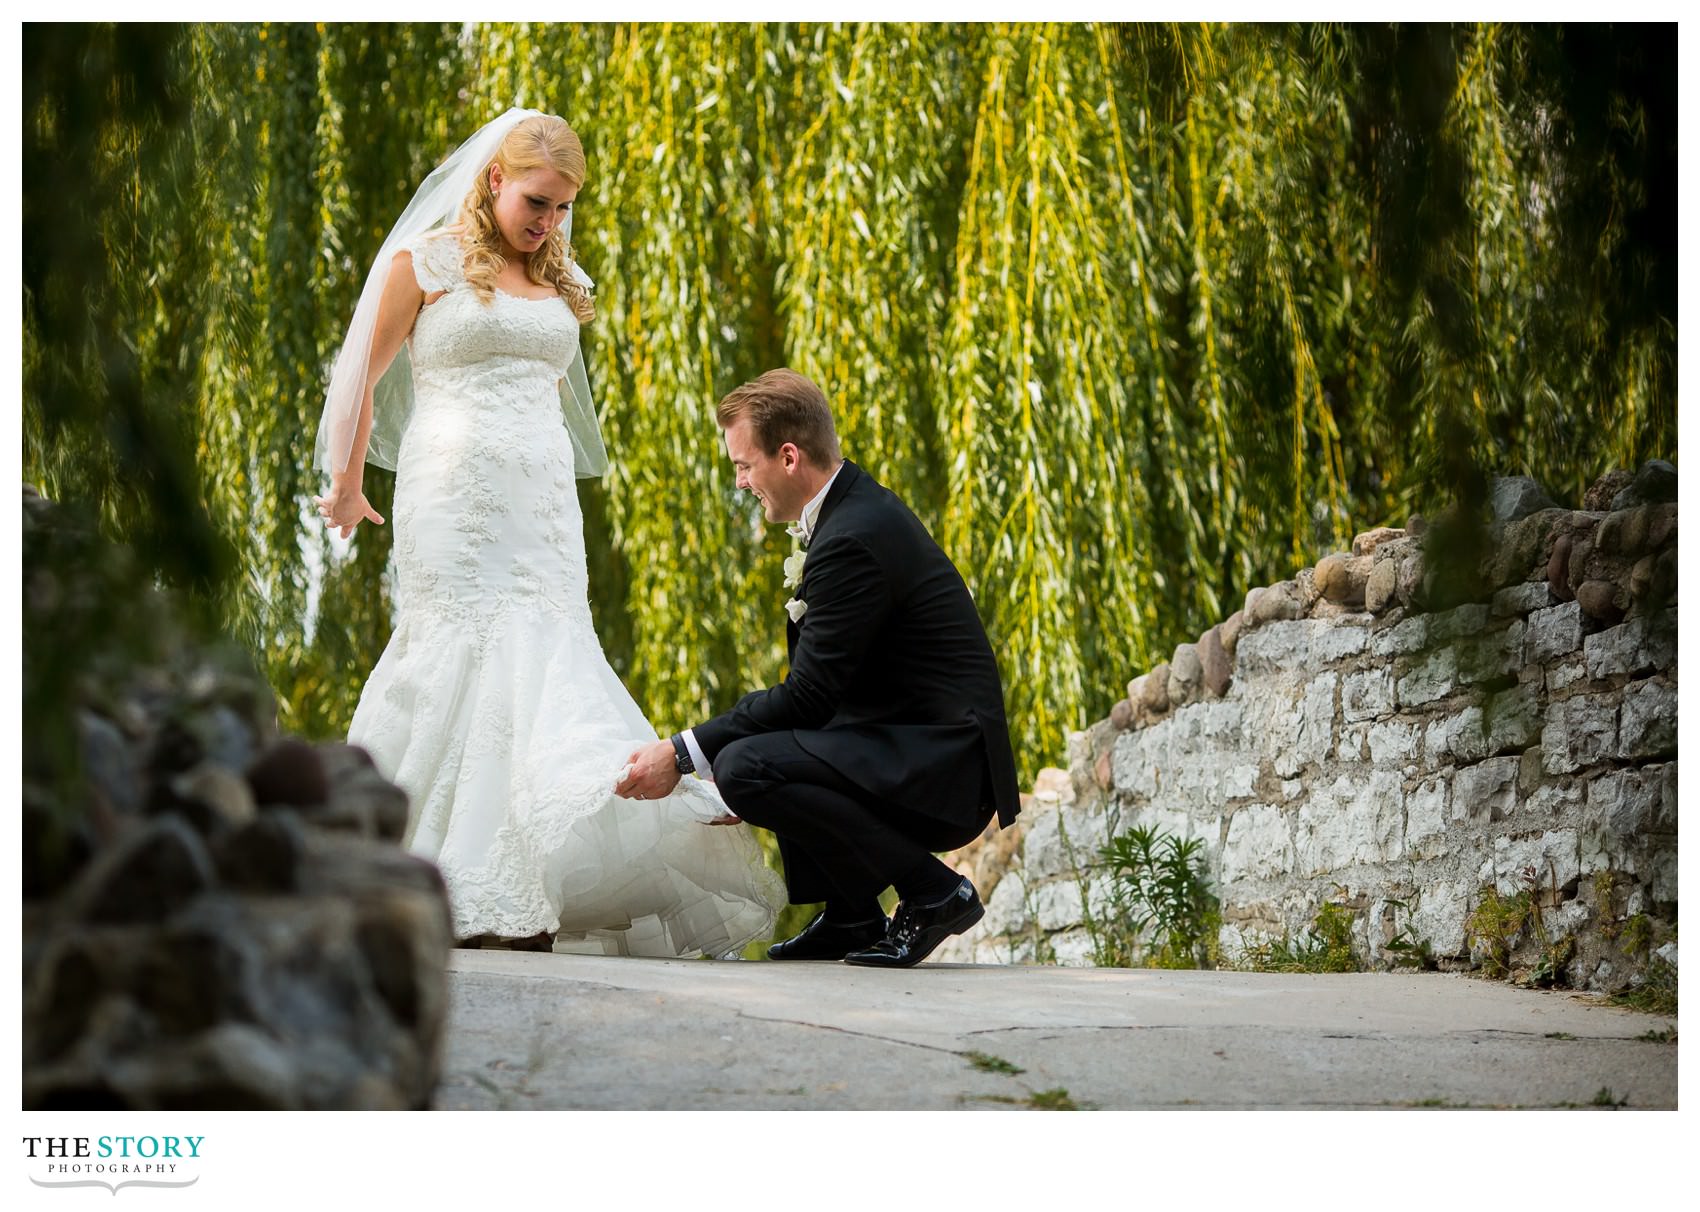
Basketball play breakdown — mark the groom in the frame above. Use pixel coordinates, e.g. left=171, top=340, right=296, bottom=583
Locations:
left=616, top=369, right=1020, bottom=967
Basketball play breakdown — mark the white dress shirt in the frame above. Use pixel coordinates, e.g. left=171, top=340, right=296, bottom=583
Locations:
left=679, top=461, right=844, bottom=781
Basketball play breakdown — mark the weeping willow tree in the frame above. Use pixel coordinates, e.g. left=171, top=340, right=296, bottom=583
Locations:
left=24, top=21, right=1676, bottom=789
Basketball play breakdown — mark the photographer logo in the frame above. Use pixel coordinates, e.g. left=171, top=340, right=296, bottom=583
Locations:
left=23, top=1136, right=203, bottom=1195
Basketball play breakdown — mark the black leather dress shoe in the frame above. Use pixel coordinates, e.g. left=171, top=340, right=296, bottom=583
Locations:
left=766, top=912, right=889, bottom=961
left=842, top=879, right=983, bottom=968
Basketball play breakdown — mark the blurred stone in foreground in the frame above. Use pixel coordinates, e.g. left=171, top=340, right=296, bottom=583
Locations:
left=23, top=485, right=451, bottom=1109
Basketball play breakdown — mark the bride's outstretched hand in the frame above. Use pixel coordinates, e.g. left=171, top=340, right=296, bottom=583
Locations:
left=313, top=485, right=385, bottom=539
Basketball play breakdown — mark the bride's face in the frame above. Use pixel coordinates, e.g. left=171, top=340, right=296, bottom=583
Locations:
left=489, top=165, right=578, bottom=257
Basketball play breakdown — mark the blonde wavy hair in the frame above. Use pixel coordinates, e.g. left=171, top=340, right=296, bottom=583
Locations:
left=455, top=114, right=594, bottom=324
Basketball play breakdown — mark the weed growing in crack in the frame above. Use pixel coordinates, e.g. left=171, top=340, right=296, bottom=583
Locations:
left=1027, top=1088, right=1080, bottom=1110
left=962, top=1050, right=1025, bottom=1075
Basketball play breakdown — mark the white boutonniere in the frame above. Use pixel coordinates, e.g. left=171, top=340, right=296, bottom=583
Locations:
left=782, top=548, right=807, bottom=591
left=786, top=597, right=808, bottom=623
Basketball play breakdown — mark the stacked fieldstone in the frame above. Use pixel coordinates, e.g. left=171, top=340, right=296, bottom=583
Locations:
left=23, top=486, right=453, bottom=1109
left=941, top=463, right=1676, bottom=994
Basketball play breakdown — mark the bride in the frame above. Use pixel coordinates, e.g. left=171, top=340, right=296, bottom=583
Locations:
left=312, top=108, right=783, bottom=956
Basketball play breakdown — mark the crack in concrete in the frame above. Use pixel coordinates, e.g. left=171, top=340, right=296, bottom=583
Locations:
left=960, top=1022, right=1658, bottom=1043
left=726, top=1009, right=970, bottom=1057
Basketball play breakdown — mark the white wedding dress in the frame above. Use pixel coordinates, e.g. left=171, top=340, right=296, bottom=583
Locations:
left=346, top=229, right=784, bottom=956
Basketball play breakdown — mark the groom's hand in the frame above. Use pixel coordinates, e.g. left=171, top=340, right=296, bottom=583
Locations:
left=614, top=741, right=683, bottom=801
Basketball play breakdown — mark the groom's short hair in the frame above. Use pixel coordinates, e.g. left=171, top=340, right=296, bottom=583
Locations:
left=716, top=369, right=841, bottom=468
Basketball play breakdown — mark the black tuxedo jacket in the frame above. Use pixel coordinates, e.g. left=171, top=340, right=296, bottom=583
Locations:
left=693, top=460, right=1020, bottom=831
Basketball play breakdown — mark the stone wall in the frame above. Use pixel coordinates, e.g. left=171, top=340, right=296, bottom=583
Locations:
left=941, top=464, right=1677, bottom=993
left=23, top=486, right=453, bottom=1109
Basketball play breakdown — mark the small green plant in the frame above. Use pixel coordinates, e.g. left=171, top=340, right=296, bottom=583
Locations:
left=1027, top=1087, right=1079, bottom=1110
left=1545, top=1032, right=1576, bottom=1040
left=1637, top=1026, right=1676, bottom=1043
left=1095, top=823, right=1221, bottom=969
left=1381, top=899, right=1437, bottom=970
left=962, top=1088, right=1086, bottom=1110
left=1530, top=935, right=1575, bottom=989
left=1466, top=884, right=1534, bottom=978
left=1593, top=870, right=1620, bottom=937
left=1611, top=956, right=1678, bottom=1016
left=1520, top=867, right=1577, bottom=988
left=962, top=1050, right=1025, bottom=1075
left=1383, top=931, right=1435, bottom=968
left=1468, top=867, right=1575, bottom=986
left=1590, top=1087, right=1626, bottom=1108
left=1247, top=894, right=1361, bottom=973
left=1620, top=913, right=1655, bottom=957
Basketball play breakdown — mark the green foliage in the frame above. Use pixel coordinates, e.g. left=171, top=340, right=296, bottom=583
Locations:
left=21, top=23, right=1679, bottom=917
left=1092, top=824, right=1221, bottom=969
left=1059, top=816, right=1221, bottom=969
left=1620, top=913, right=1655, bottom=957
left=1611, top=957, right=1678, bottom=1017
left=1530, top=936, right=1575, bottom=990
left=958, top=1050, right=1080, bottom=1110
left=21, top=23, right=237, bottom=596
left=1026, top=1088, right=1080, bottom=1111
left=1465, top=885, right=1534, bottom=979
left=963, top=1050, right=1025, bottom=1075
left=1381, top=900, right=1437, bottom=970
left=1246, top=897, right=1362, bottom=974
left=1466, top=867, right=1578, bottom=987
left=1593, top=869, right=1622, bottom=935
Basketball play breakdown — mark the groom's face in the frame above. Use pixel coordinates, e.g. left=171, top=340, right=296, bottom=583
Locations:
left=724, top=419, right=804, bottom=523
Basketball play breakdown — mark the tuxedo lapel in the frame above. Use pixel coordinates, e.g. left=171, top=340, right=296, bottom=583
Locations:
left=786, top=461, right=859, bottom=660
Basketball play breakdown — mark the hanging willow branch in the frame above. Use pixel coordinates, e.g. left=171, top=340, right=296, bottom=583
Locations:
left=23, top=20, right=1678, bottom=783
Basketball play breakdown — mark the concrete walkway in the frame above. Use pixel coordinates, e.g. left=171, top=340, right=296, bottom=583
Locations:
left=432, top=952, right=1676, bottom=1110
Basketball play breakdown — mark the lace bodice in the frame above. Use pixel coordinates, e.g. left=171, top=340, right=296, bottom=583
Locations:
left=403, top=229, right=580, bottom=405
